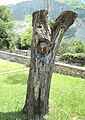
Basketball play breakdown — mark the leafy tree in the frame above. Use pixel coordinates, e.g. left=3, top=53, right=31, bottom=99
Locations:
left=0, top=5, right=12, bottom=22
left=16, top=14, right=32, bottom=49
left=17, top=26, right=32, bottom=49
left=0, top=5, right=14, bottom=49
left=58, top=39, right=85, bottom=55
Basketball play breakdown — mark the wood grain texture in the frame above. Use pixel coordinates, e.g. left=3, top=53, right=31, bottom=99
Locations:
left=22, top=9, right=77, bottom=120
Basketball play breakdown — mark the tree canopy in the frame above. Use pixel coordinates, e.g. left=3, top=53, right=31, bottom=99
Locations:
left=0, top=5, right=14, bottom=49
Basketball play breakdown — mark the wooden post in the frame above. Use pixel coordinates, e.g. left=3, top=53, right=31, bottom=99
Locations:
left=22, top=9, right=77, bottom=120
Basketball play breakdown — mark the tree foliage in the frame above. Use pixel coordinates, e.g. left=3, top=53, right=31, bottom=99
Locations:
left=58, top=39, right=85, bottom=65
left=58, top=39, right=85, bottom=55
left=0, top=5, right=14, bottom=49
left=25, top=14, right=32, bottom=24
left=16, top=14, right=32, bottom=50
left=17, top=26, right=32, bottom=49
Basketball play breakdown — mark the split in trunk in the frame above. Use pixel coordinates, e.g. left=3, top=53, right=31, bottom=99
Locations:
left=22, top=9, right=78, bottom=120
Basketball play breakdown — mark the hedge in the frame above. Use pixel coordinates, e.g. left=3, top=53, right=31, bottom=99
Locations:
left=60, top=53, right=85, bottom=66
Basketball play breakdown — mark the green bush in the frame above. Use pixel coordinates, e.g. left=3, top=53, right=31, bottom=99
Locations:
left=58, top=39, right=85, bottom=55
left=60, top=53, right=85, bottom=66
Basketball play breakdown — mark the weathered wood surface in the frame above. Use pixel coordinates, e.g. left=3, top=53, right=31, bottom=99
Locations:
left=23, top=9, right=77, bottom=120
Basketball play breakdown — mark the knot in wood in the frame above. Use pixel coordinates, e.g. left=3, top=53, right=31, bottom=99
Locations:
left=37, top=42, right=50, bottom=55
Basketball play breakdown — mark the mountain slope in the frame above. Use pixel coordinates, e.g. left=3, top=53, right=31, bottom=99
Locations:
left=57, top=0, right=85, bottom=3
left=9, top=0, right=85, bottom=20
left=8, top=0, right=85, bottom=43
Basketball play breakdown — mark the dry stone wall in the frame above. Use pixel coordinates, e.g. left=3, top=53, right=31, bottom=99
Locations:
left=0, top=50, right=85, bottom=78
left=54, top=62, right=85, bottom=79
left=0, top=50, right=30, bottom=66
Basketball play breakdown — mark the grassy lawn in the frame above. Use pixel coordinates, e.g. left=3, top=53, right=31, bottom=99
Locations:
left=0, top=60, right=85, bottom=120
left=0, top=59, right=27, bottom=72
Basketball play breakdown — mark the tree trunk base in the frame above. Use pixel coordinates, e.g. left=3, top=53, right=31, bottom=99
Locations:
left=22, top=106, right=45, bottom=120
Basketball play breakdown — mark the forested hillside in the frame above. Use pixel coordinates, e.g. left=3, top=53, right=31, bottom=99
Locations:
left=8, top=0, right=85, bottom=43
left=8, top=0, right=85, bottom=20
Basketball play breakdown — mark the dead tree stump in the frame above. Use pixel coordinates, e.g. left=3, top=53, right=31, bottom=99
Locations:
left=22, top=9, right=77, bottom=120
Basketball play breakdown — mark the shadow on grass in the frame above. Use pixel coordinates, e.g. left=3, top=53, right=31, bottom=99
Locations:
left=4, top=72, right=28, bottom=85
left=0, top=111, right=45, bottom=120
left=0, top=111, right=27, bottom=120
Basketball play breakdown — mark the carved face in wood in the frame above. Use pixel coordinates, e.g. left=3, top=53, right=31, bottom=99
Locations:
left=37, top=42, right=50, bottom=55
left=40, top=42, right=47, bottom=53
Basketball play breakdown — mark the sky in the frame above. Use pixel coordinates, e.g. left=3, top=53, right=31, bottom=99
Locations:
left=0, top=0, right=29, bottom=5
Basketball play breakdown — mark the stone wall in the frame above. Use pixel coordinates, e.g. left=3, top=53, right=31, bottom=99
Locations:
left=54, top=62, right=85, bottom=79
left=11, top=50, right=31, bottom=56
left=6, top=50, right=60, bottom=62
left=0, top=50, right=30, bottom=66
left=0, top=50, right=85, bottom=78
left=5, top=50, right=31, bottom=56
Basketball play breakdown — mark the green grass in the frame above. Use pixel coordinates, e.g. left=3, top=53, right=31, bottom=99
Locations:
left=0, top=59, right=27, bottom=72
left=0, top=71, right=28, bottom=120
left=46, top=74, right=85, bottom=120
left=0, top=61, right=85, bottom=120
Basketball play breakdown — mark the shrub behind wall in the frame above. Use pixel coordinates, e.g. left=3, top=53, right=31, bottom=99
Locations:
left=60, top=53, right=85, bottom=66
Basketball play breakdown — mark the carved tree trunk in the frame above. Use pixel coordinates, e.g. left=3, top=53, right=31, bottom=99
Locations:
left=22, top=10, right=77, bottom=120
